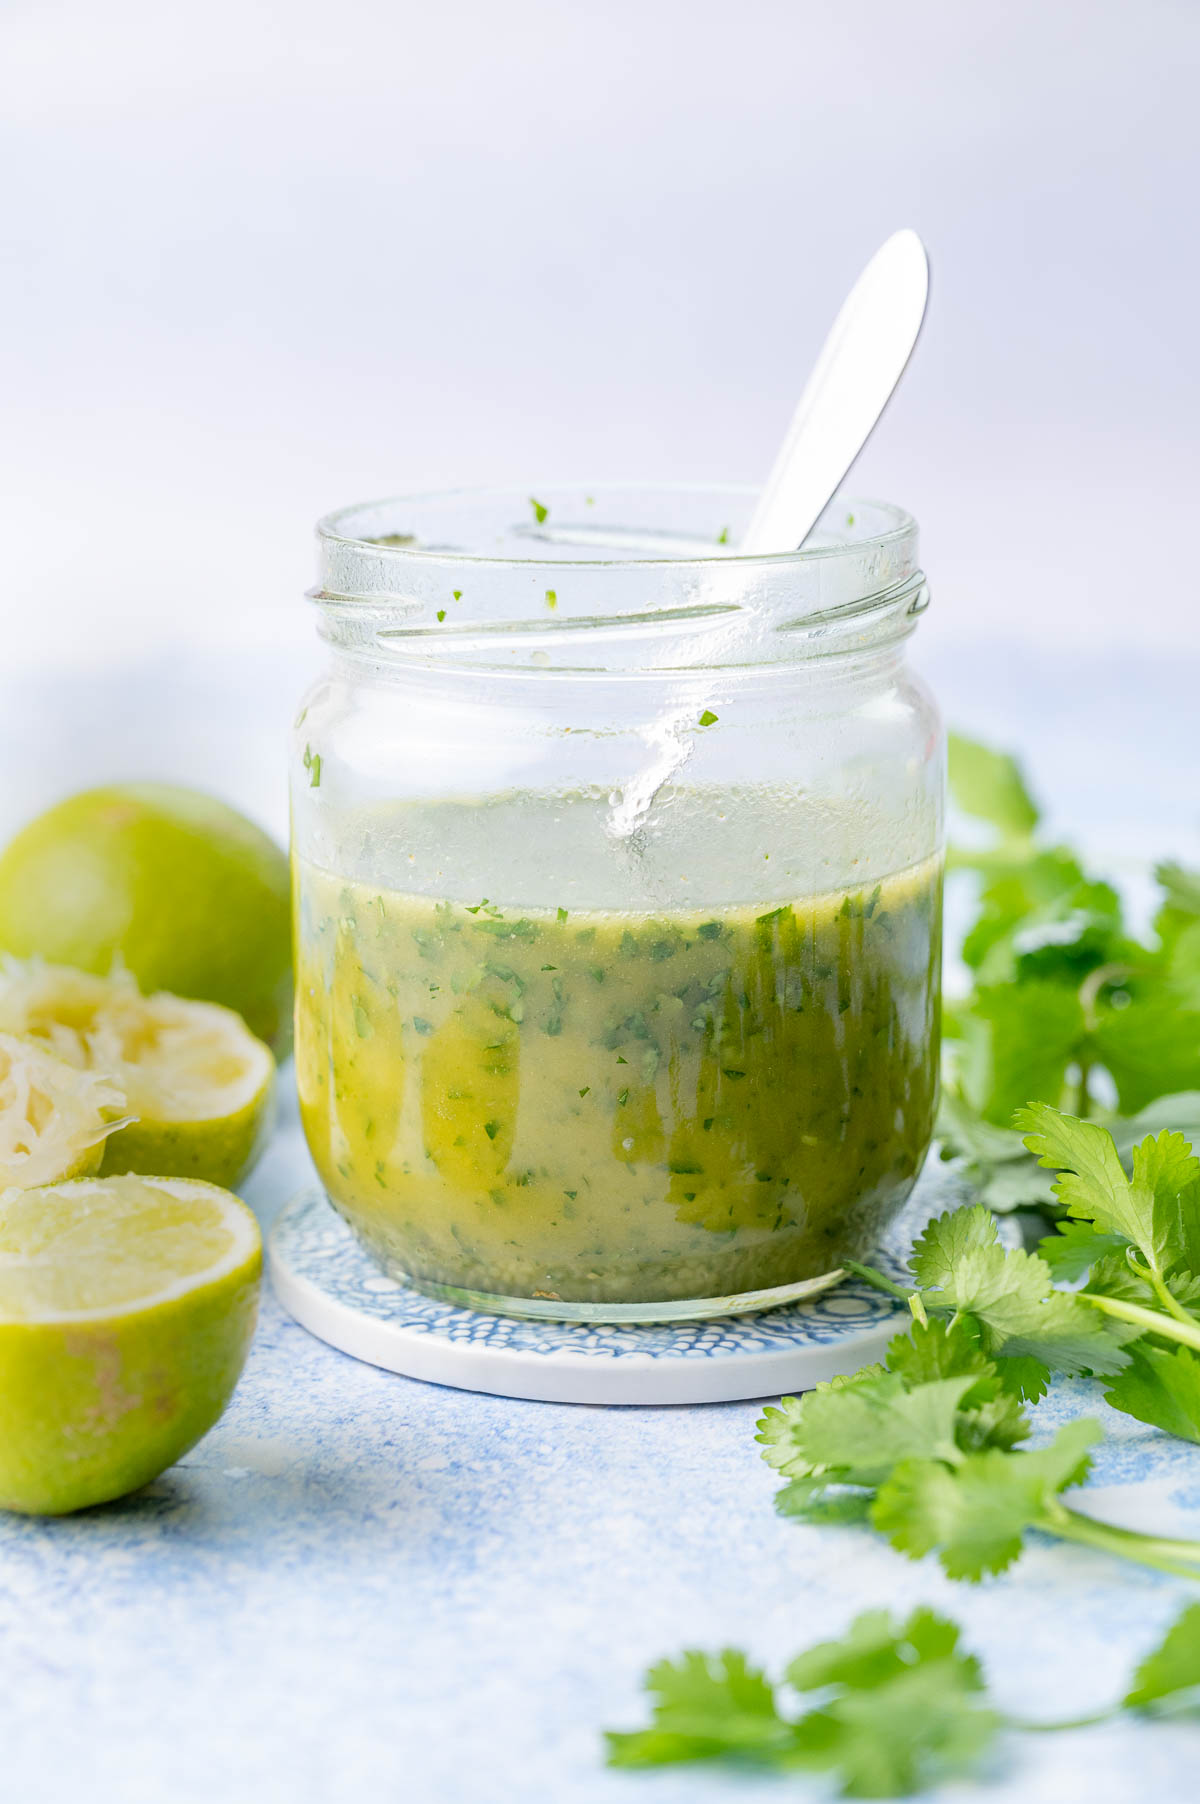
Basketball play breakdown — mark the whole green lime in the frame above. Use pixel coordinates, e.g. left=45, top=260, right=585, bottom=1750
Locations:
left=0, top=786, right=292, bottom=1056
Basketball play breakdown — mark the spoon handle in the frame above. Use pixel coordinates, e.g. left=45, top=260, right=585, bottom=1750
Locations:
left=740, top=230, right=930, bottom=556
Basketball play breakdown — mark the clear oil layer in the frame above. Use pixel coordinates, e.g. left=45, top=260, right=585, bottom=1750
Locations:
left=294, top=793, right=942, bottom=1311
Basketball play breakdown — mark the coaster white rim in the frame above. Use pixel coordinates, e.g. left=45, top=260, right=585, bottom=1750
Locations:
left=267, top=1185, right=955, bottom=1405
left=269, top=1237, right=900, bottom=1405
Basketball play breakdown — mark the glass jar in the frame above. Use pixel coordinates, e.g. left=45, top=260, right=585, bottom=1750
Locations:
left=291, top=485, right=943, bottom=1323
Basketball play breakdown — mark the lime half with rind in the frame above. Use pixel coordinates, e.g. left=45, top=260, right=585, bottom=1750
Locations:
left=0, top=1031, right=128, bottom=1187
left=0, top=1173, right=261, bottom=1514
left=0, top=961, right=275, bottom=1188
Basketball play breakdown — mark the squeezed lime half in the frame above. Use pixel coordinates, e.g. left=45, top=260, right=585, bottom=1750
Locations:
left=0, top=961, right=275, bottom=1188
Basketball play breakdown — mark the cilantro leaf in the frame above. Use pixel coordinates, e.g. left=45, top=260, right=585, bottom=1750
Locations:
left=1020, top=1103, right=1200, bottom=1281
left=967, top=872, right=1125, bottom=990
left=1075, top=1096, right=1200, bottom=1277
left=608, top=1611, right=1001, bottom=1797
left=947, top=733, right=1040, bottom=839
left=606, top=1601, right=1200, bottom=1798
left=1018, top=1103, right=1134, bottom=1230
left=909, top=1204, right=1135, bottom=1376
left=1104, top=1345, right=1200, bottom=1445
left=885, top=1320, right=1032, bottom=1449
left=765, top=1157, right=1200, bottom=1576
left=1116, top=1105, right=1200, bottom=1275
left=605, top=1647, right=790, bottom=1768
left=786, top=1605, right=975, bottom=1694
left=909, top=1201, right=997, bottom=1285
left=1081, top=1251, right=1156, bottom=1304
left=756, top=1368, right=887, bottom=1473
left=774, top=1477, right=873, bottom=1524
left=956, top=1388, right=1033, bottom=1452
left=1124, top=1602, right=1200, bottom=1713
left=872, top=1420, right=1102, bottom=1581
left=990, top=1355, right=1053, bottom=1403
left=1157, top=862, right=1200, bottom=920
left=789, top=1656, right=1000, bottom=1798
left=936, top=1089, right=1061, bottom=1214
left=787, top=1608, right=999, bottom=1798
left=647, top=1647, right=777, bottom=1723
left=1154, top=864, right=1200, bottom=974
left=756, top=1372, right=975, bottom=1487
left=958, top=980, right=1084, bottom=1126
left=883, top=1316, right=995, bottom=1391
left=943, top=739, right=1200, bottom=1161
left=955, top=846, right=1085, bottom=965
left=1132, top=1130, right=1200, bottom=1267
left=640, top=1649, right=780, bottom=1743
left=1167, top=918, right=1200, bottom=1006
left=1039, top=1219, right=1130, bottom=1281
left=1091, top=987, right=1200, bottom=1115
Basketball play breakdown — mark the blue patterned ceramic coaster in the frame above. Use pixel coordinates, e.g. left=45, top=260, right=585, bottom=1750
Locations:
left=269, top=1161, right=989, bottom=1405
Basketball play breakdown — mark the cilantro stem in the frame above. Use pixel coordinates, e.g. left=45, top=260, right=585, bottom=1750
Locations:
left=1081, top=1291, right=1200, bottom=1353
left=1003, top=1709, right=1116, bottom=1734
left=1128, top=1257, right=1200, bottom=1331
left=842, top=1259, right=914, bottom=1304
left=1041, top=1501, right=1200, bottom=1579
left=1078, top=961, right=1133, bottom=1030
left=1073, top=1056, right=1093, bottom=1120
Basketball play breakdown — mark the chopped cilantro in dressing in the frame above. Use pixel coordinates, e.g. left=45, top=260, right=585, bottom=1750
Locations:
left=295, top=854, right=941, bottom=1306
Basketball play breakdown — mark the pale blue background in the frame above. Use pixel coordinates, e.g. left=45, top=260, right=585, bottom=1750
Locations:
left=2, top=0, right=1198, bottom=677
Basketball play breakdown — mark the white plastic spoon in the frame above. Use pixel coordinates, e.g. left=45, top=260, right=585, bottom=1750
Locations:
left=608, top=231, right=929, bottom=848
left=740, top=229, right=930, bottom=555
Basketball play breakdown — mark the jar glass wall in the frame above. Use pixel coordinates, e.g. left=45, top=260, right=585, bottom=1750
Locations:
left=291, top=485, right=943, bottom=1322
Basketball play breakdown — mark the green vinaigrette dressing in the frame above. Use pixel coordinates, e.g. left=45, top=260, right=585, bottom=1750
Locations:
left=294, top=854, right=942, bottom=1307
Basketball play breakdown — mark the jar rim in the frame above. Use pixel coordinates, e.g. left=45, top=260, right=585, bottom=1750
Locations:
left=311, top=485, right=925, bottom=671
left=315, top=483, right=915, bottom=572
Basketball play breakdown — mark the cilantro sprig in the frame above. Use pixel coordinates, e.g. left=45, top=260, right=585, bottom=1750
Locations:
left=1023, top=1102, right=1200, bottom=1311
left=1020, top=1103, right=1200, bottom=1441
left=939, top=733, right=1200, bottom=1206
left=605, top=735, right=1200, bottom=1797
left=758, top=1299, right=1200, bottom=1580
left=607, top=1601, right=1200, bottom=1798
left=847, top=1200, right=1137, bottom=1394
left=851, top=1102, right=1200, bottom=1447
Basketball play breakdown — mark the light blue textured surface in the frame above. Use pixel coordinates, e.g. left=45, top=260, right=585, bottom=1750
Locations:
left=1, top=1092, right=1198, bottom=1804
left=3, top=646, right=1200, bottom=1802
